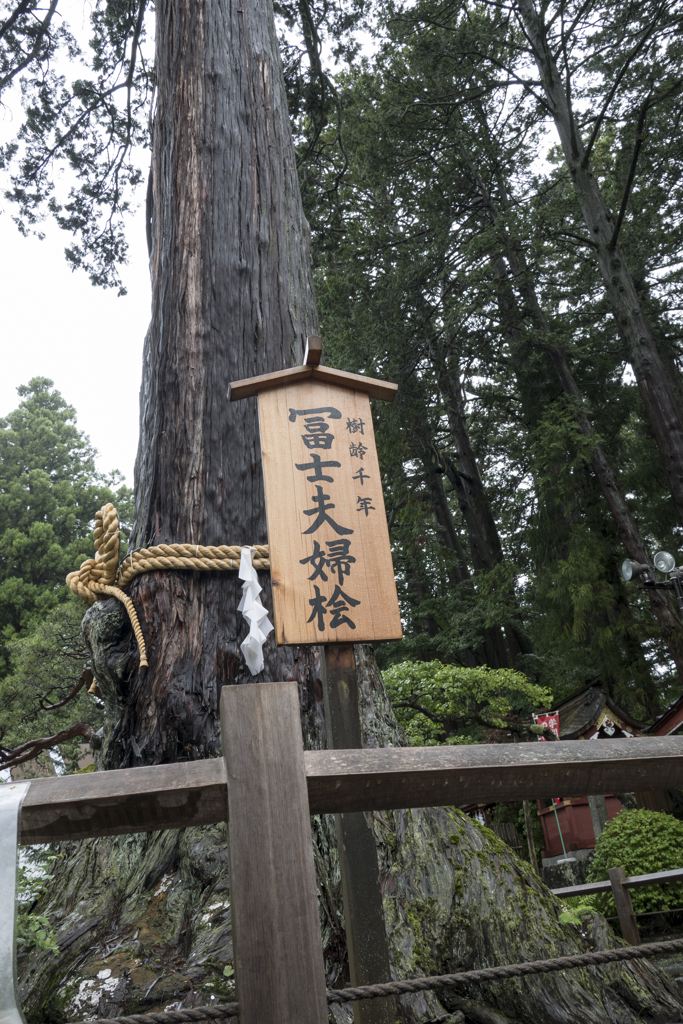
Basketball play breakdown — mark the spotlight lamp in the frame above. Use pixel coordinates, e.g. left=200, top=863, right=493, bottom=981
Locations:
left=622, top=549, right=683, bottom=618
left=654, top=550, right=676, bottom=574
left=621, top=559, right=650, bottom=582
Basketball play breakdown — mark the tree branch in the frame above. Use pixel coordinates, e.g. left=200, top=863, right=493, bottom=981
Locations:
left=0, top=0, right=58, bottom=93
left=38, top=668, right=93, bottom=711
left=582, top=0, right=668, bottom=166
left=0, top=722, right=95, bottom=771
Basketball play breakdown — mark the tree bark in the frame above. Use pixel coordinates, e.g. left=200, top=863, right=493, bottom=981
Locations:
left=436, top=367, right=532, bottom=667
left=515, top=0, right=683, bottom=529
left=106, top=0, right=322, bottom=769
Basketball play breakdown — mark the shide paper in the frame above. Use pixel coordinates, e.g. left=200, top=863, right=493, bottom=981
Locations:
left=238, top=546, right=274, bottom=675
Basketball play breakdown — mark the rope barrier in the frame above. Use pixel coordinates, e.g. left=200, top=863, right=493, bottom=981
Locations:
left=325, top=936, right=683, bottom=1003
left=66, top=935, right=683, bottom=1024
left=66, top=504, right=269, bottom=669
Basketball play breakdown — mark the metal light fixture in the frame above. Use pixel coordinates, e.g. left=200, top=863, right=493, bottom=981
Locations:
left=622, top=549, right=683, bottom=619
left=621, top=559, right=650, bottom=582
left=654, top=550, right=676, bottom=574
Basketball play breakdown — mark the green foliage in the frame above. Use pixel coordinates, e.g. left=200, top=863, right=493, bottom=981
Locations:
left=587, top=810, right=683, bottom=917
left=0, top=379, right=127, bottom=769
left=0, top=601, right=105, bottom=771
left=16, top=854, right=60, bottom=955
left=558, top=900, right=596, bottom=927
left=0, top=378, right=132, bottom=666
left=382, top=660, right=552, bottom=745
left=302, top=0, right=683, bottom=720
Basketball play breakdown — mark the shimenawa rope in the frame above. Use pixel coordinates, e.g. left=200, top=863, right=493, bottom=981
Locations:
left=67, top=935, right=683, bottom=1024
left=66, top=504, right=269, bottom=668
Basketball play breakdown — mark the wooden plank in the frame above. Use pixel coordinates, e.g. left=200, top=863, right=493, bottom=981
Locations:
left=258, top=379, right=402, bottom=644
left=551, top=866, right=683, bottom=898
left=303, top=736, right=683, bottom=814
left=221, top=681, right=327, bottom=1024
left=228, top=365, right=398, bottom=403
left=551, top=880, right=612, bottom=897
left=626, top=867, right=683, bottom=888
left=228, top=365, right=313, bottom=401
left=17, top=737, right=683, bottom=844
left=19, top=759, right=227, bottom=844
left=609, top=866, right=641, bottom=944
left=305, top=335, right=323, bottom=365
left=311, top=365, right=398, bottom=402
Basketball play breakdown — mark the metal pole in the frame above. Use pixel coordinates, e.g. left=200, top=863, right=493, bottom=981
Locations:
left=551, top=800, right=569, bottom=859
left=320, top=644, right=395, bottom=1024
left=0, top=781, right=31, bottom=1024
left=672, top=574, right=683, bottom=619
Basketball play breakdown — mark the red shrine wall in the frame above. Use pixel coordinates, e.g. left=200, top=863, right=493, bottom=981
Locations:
left=538, top=795, right=623, bottom=859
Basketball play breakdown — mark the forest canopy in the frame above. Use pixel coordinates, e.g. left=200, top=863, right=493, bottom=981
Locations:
left=2, top=0, right=683, bottom=728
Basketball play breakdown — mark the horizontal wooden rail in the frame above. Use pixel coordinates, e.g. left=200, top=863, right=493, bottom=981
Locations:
left=19, top=761, right=228, bottom=844
left=303, top=736, right=683, bottom=814
left=551, top=867, right=683, bottom=899
left=16, top=736, right=683, bottom=845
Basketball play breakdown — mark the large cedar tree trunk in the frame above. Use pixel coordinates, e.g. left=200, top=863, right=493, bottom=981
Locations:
left=15, top=3, right=683, bottom=1023
left=104, top=0, right=321, bottom=770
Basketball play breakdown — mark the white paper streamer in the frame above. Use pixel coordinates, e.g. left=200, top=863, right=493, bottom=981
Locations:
left=238, top=546, right=274, bottom=675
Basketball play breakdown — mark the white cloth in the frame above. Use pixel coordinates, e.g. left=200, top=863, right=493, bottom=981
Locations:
left=238, top=546, right=274, bottom=675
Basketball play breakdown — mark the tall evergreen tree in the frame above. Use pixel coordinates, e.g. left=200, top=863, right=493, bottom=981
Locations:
left=5, top=1, right=683, bottom=1021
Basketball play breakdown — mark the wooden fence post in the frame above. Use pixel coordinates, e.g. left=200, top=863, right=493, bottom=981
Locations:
left=522, top=800, right=540, bottom=875
left=220, top=681, right=328, bottom=1024
left=587, top=795, right=608, bottom=840
left=321, top=644, right=396, bottom=1024
left=608, top=866, right=640, bottom=946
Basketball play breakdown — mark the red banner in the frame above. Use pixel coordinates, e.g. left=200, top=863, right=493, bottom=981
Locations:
left=534, top=712, right=560, bottom=741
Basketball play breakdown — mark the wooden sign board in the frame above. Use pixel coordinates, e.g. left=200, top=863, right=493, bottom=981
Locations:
left=257, top=379, right=402, bottom=644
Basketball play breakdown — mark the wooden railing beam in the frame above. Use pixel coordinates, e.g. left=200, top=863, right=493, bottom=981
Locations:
left=17, top=736, right=683, bottom=845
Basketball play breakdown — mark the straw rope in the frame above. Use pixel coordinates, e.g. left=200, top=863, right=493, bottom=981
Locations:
left=66, top=504, right=270, bottom=669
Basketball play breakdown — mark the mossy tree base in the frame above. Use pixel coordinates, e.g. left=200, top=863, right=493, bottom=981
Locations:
left=17, top=641, right=683, bottom=1024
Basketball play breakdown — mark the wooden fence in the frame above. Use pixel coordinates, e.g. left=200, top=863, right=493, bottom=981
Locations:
left=11, top=682, right=683, bottom=1024
left=552, top=866, right=683, bottom=946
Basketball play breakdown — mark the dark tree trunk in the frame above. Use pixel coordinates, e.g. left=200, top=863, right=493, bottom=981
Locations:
left=515, top=0, right=683, bottom=529
left=461, top=128, right=683, bottom=697
left=510, top=257, right=683, bottom=697
left=105, top=0, right=322, bottom=769
left=436, top=366, right=532, bottom=667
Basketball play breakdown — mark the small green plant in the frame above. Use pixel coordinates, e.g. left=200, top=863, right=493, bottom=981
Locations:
left=223, top=964, right=235, bottom=978
left=558, top=897, right=596, bottom=927
left=16, top=859, right=60, bottom=955
left=587, top=809, right=683, bottom=917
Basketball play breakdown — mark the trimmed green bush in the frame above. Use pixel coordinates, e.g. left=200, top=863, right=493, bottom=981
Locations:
left=587, top=809, right=683, bottom=916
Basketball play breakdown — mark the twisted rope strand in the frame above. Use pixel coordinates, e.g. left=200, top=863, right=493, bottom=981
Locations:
left=66, top=504, right=270, bottom=668
left=326, top=937, right=683, bottom=1003
left=69, top=1004, right=241, bottom=1024
left=67, top=936, right=683, bottom=1024
left=118, top=543, right=269, bottom=586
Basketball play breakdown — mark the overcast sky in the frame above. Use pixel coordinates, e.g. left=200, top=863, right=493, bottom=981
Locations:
left=0, top=0, right=151, bottom=488
left=0, top=203, right=150, bottom=486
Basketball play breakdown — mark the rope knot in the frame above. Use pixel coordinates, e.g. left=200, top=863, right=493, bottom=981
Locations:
left=67, top=505, right=270, bottom=672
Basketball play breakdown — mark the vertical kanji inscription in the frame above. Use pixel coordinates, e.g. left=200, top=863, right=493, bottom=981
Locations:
left=258, top=380, right=402, bottom=644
